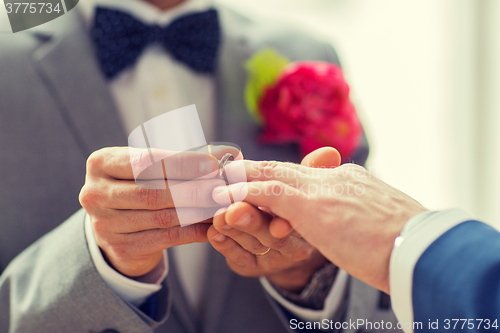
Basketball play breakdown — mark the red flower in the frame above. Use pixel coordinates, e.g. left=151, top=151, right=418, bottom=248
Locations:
left=258, top=62, right=362, bottom=161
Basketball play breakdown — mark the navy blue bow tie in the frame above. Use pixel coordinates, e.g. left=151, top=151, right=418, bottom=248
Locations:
left=91, top=7, right=220, bottom=80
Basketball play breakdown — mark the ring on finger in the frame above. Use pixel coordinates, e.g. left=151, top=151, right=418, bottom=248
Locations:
left=255, top=247, right=271, bottom=256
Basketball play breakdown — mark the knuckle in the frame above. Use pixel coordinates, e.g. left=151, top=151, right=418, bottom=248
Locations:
left=256, top=160, right=280, bottom=178
left=91, top=216, right=110, bottom=236
left=190, top=183, right=203, bottom=206
left=163, top=226, right=181, bottom=241
left=171, top=156, right=183, bottom=178
left=79, top=183, right=105, bottom=209
left=270, top=237, right=288, bottom=250
left=154, top=209, right=175, bottom=228
left=86, top=149, right=106, bottom=173
left=130, top=149, right=153, bottom=177
left=190, top=224, right=209, bottom=241
left=345, top=163, right=365, bottom=175
left=250, top=239, right=266, bottom=253
left=137, top=187, right=162, bottom=209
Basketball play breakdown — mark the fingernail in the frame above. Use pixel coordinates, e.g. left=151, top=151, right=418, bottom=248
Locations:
left=212, top=233, right=227, bottom=243
left=222, top=224, right=233, bottom=231
left=234, top=213, right=252, bottom=228
left=213, top=186, right=226, bottom=196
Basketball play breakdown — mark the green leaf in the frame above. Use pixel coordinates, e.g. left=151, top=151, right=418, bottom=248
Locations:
left=244, top=49, right=290, bottom=123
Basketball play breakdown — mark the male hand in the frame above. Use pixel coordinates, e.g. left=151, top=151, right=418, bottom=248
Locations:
left=212, top=149, right=427, bottom=294
left=79, top=146, right=235, bottom=277
left=207, top=148, right=342, bottom=291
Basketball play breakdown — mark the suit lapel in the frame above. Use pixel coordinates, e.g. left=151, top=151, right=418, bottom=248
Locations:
left=31, top=11, right=127, bottom=157
left=31, top=17, right=201, bottom=330
left=213, top=21, right=255, bottom=150
left=213, top=14, right=302, bottom=163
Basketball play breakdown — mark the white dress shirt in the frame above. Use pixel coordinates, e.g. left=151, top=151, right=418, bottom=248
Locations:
left=390, top=209, right=474, bottom=333
left=78, top=0, right=346, bottom=321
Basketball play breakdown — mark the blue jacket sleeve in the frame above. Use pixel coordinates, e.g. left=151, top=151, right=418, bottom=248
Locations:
left=413, top=221, right=500, bottom=332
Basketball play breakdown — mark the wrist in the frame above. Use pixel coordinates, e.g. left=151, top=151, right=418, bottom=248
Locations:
left=101, top=248, right=164, bottom=278
left=266, top=251, right=328, bottom=292
left=272, top=262, right=339, bottom=310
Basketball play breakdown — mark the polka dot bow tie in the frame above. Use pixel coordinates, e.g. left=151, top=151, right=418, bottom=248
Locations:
left=91, top=7, right=221, bottom=80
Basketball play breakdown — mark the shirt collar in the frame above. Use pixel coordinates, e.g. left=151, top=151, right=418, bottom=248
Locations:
left=78, top=0, right=213, bottom=28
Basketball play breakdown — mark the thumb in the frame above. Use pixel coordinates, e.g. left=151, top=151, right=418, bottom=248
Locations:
left=301, top=147, right=341, bottom=168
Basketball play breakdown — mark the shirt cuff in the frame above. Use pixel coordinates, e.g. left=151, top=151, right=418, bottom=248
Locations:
left=260, top=269, right=348, bottom=322
left=84, top=214, right=169, bottom=305
left=389, top=209, right=473, bottom=333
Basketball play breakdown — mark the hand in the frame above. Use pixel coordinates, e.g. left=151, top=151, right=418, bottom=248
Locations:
left=208, top=202, right=327, bottom=291
left=212, top=151, right=427, bottom=294
left=79, top=146, right=235, bottom=277
left=267, top=147, right=342, bottom=239
left=207, top=148, right=342, bottom=292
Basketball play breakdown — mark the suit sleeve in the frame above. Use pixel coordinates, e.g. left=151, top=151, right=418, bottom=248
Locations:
left=84, top=214, right=169, bottom=305
left=0, top=209, right=171, bottom=333
left=412, top=220, right=500, bottom=331
left=389, top=209, right=500, bottom=333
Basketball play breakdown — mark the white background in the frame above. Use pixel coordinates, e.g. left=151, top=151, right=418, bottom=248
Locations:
left=0, top=0, right=12, bottom=31
left=217, top=0, right=500, bottom=226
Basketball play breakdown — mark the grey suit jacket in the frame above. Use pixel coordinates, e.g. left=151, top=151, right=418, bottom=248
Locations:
left=0, top=4, right=390, bottom=333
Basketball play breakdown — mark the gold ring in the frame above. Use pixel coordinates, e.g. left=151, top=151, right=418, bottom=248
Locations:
left=255, top=247, right=271, bottom=256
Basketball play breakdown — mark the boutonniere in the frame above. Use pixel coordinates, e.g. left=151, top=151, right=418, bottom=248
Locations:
left=244, top=49, right=362, bottom=162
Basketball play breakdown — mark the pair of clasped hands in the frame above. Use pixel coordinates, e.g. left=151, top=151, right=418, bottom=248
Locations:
left=80, top=145, right=426, bottom=293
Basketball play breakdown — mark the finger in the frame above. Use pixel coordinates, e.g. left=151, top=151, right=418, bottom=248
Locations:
left=215, top=227, right=271, bottom=255
left=95, top=208, right=215, bottom=234
left=212, top=206, right=272, bottom=254
left=223, top=149, right=341, bottom=185
left=269, top=219, right=302, bottom=239
left=212, top=181, right=307, bottom=223
left=209, top=145, right=243, bottom=160
left=269, top=217, right=294, bottom=239
left=96, top=178, right=226, bottom=210
left=87, top=147, right=177, bottom=179
left=191, top=145, right=244, bottom=180
left=89, top=147, right=227, bottom=181
left=98, top=223, right=211, bottom=260
left=263, top=147, right=338, bottom=238
left=301, top=147, right=341, bottom=168
left=221, top=202, right=297, bottom=252
left=132, top=149, right=219, bottom=181
left=224, top=160, right=312, bottom=185
left=207, top=225, right=259, bottom=269
left=136, top=145, right=242, bottom=181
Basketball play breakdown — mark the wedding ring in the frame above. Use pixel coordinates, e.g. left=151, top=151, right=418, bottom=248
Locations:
left=255, top=247, right=271, bottom=256
left=219, top=153, right=234, bottom=183
left=219, top=153, right=235, bottom=204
